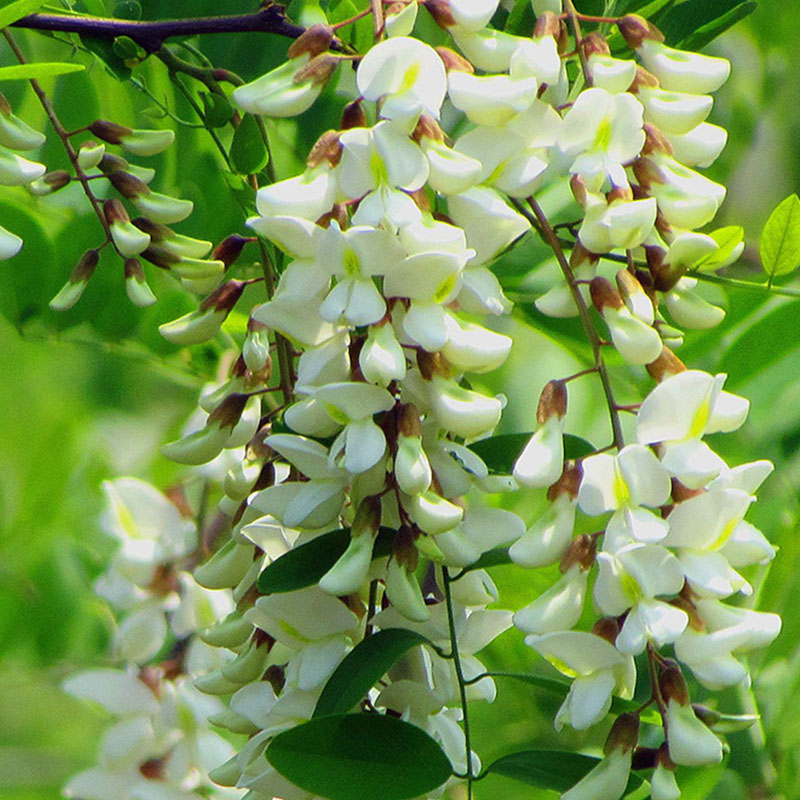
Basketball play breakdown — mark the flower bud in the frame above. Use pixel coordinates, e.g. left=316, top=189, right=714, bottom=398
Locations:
left=408, top=489, right=464, bottom=534
left=160, top=280, right=245, bottom=345
left=604, top=712, right=640, bottom=756
left=124, top=257, right=156, bottom=307
left=194, top=539, right=255, bottom=590
left=49, top=249, right=99, bottom=311
left=616, top=269, right=655, bottom=325
left=104, top=198, right=151, bottom=257
left=221, top=637, right=271, bottom=684
left=513, top=381, right=567, bottom=489
left=109, top=171, right=194, bottom=224
left=360, top=320, right=407, bottom=385
left=199, top=610, right=253, bottom=648
left=319, top=496, right=381, bottom=595
left=0, top=148, right=45, bottom=186
left=423, top=0, right=456, bottom=28
left=88, top=119, right=175, bottom=156
left=98, top=152, right=155, bottom=183
left=341, top=99, right=366, bottom=130
left=435, top=46, right=474, bottom=73
left=287, top=23, right=334, bottom=59
left=0, top=223, right=22, bottom=260
left=132, top=216, right=212, bottom=258
left=386, top=528, right=430, bottom=622
left=77, top=140, right=106, bottom=170
left=0, top=93, right=45, bottom=150
left=646, top=345, right=686, bottom=382
left=617, top=14, right=664, bottom=50
left=385, top=1, right=418, bottom=37
left=395, top=405, right=433, bottom=496
left=429, top=375, right=503, bottom=439
left=193, top=669, right=241, bottom=695
left=663, top=278, right=725, bottom=329
left=441, top=315, right=512, bottom=373
left=26, top=169, right=70, bottom=196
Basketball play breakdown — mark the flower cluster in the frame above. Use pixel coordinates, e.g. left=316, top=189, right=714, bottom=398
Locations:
left=62, top=3, right=782, bottom=800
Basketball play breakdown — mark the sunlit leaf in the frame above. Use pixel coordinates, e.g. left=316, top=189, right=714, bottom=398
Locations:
left=0, top=63, right=84, bottom=81
left=760, top=194, right=800, bottom=280
left=0, top=0, right=42, bottom=30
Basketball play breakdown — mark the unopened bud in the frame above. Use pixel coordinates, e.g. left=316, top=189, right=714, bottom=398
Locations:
left=560, top=533, right=596, bottom=572
left=569, top=241, right=597, bottom=270
left=669, top=594, right=704, bottom=631
left=617, top=14, right=664, bottom=50
left=200, top=279, right=246, bottom=313
left=581, top=32, right=610, bottom=59
left=293, top=54, right=339, bottom=86
left=604, top=712, right=640, bottom=755
left=212, top=234, right=250, bottom=269
left=288, top=23, right=334, bottom=59
left=27, top=169, right=71, bottom=196
left=659, top=661, right=690, bottom=706
left=88, top=119, right=132, bottom=145
left=109, top=170, right=149, bottom=199
left=570, top=173, right=588, bottom=206
left=103, top=197, right=130, bottom=225
left=124, top=257, right=156, bottom=307
left=417, top=349, right=448, bottom=380
left=49, top=249, right=99, bottom=310
left=413, top=114, right=445, bottom=144
left=424, top=0, right=456, bottom=28
left=77, top=140, right=106, bottom=170
left=435, top=46, right=474, bottom=73
left=592, top=616, right=620, bottom=644
left=546, top=460, right=582, bottom=501
left=534, top=10, right=563, bottom=40
left=646, top=245, right=684, bottom=292
left=629, top=64, right=660, bottom=92
left=341, top=99, right=366, bottom=130
left=398, top=402, right=424, bottom=439
left=646, top=345, right=686, bottom=382
left=307, top=129, right=342, bottom=168
left=208, top=392, right=249, bottom=432
left=590, top=276, right=624, bottom=312
left=537, top=380, right=567, bottom=425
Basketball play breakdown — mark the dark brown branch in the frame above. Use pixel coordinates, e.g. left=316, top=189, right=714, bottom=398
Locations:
left=10, top=7, right=340, bottom=54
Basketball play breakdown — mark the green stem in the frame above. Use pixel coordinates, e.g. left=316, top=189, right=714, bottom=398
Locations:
left=690, top=271, right=800, bottom=298
left=443, top=566, right=474, bottom=799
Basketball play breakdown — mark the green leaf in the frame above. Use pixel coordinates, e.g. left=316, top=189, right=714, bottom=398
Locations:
left=484, top=749, right=643, bottom=793
left=760, top=194, right=800, bottom=281
left=679, top=2, right=757, bottom=51
left=460, top=547, right=514, bottom=573
left=258, top=528, right=395, bottom=594
left=505, top=0, right=534, bottom=34
left=0, top=0, right=42, bottom=29
left=267, top=714, right=453, bottom=800
left=314, top=629, right=432, bottom=718
left=0, top=63, right=84, bottom=81
left=80, top=34, right=132, bottom=80
left=112, top=0, right=141, bottom=20
left=657, top=0, right=755, bottom=47
left=230, top=113, right=269, bottom=175
left=201, top=92, right=235, bottom=128
left=468, top=432, right=595, bottom=475
left=694, top=226, right=745, bottom=272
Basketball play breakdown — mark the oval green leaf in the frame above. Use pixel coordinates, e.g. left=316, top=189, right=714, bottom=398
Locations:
left=230, top=113, right=268, bottom=175
left=485, top=749, right=643, bottom=794
left=257, top=527, right=395, bottom=594
left=760, top=194, right=800, bottom=280
left=0, top=0, right=43, bottom=29
left=314, top=628, right=432, bottom=718
left=0, top=63, right=84, bottom=81
left=267, top=713, right=452, bottom=800
left=468, top=432, right=594, bottom=475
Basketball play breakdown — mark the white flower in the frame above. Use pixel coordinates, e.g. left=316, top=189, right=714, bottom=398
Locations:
left=558, top=88, right=644, bottom=191
left=356, top=37, right=447, bottom=129
left=450, top=0, right=499, bottom=31
left=447, top=71, right=538, bottom=127
left=514, top=563, right=588, bottom=634
left=664, top=700, right=723, bottom=766
left=638, top=40, right=731, bottom=94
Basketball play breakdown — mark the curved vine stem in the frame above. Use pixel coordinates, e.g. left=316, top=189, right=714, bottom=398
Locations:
left=442, top=566, right=474, bottom=800
left=516, top=196, right=625, bottom=450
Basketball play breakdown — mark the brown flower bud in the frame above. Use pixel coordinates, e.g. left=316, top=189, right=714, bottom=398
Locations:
left=353, top=495, right=382, bottom=538
left=534, top=11, right=563, bottom=41
left=98, top=153, right=131, bottom=175
left=617, top=14, right=664, bottom=50
left=592, top=616, right=620, bottom=645
left=435, top=46, right=474, bottom=73
left=560, top=533, right=596, bottom=572
left=423, top=0, right=456, bottom=29
left=124, top=256, right=145, bottom=282
left=141, top=243, right=180, bottom=268
left=307, top=129, right=342, bottom=168
left=131, top=217, right=172, bottom=241
left=103, top=197, right=131, bottom=225
left=288, top=23, right=334, bottom=59
left=200, top=279, right=246, bottom=313
left=669, top=594, right=704, bottom=631
left=109, top=170, right=150, bottom=199
left=537, top=379, right=567, bottom=424
left=207, top=392, right=249, bottom=432
left=546, top=460, right=582, bottom=501
left=70, top=248, right=100, bottom=283
left=293, top=54, right=339, bottom=87
left=642, top=122, right=674, bottom=157
left=659, top=660, right=690, bottom=706
left=393, top=525, right=420, bottom=572
left=341, top=99, right=366, bottom=130
left=616, top=268, right=647, bottom=303
left=398, top=402, right=424, bottom=439
left=632, top=156, right=664, bottom=190
left=629, top=64, right=660, bottom=92
left=416, top=349, right=449, bottom=380
left=581, top=32, right=611, bottom=59
left=413, top=114, right=446, bottom=144
left=316, top=203, right=348, bottom=230
left=213, top=234, right=250, bottom=269
left=604, top=712, right=640, bottom=755
left=570, top=241, right=598, bottom=269
left=570, top=173, right=588, bottom=206
left=88, top=119, right=133, bottom=145
left=590, top=276, right=624, bottom=312
left=646, top=245, right=684, bottom=292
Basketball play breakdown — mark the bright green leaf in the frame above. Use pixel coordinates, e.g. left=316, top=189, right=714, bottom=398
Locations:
left=0, top=63, right=84, bottom=81
left=0, top=0, right=42, bottom=29
left=314, top=629, right=432, bottom=718
left=230, top=113, right=269, bottom=175
left=468, top=433, right=595, bottom=475
left=257, top=528, right=395, bottom=594
left=484, top=749, right=643, bottom=793
left=679, top=2, right=758, bottom=51
left=760, top=194, right=800, bottom=280
left=267, top=714, right=453, bottom=800
left=695, top=226, right=745, bottom=272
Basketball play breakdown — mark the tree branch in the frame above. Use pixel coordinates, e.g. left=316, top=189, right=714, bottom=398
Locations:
left=10, top=7, right=345, bottom=53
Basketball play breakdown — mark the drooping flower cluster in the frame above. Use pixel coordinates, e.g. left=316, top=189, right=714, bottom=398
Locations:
left=60, top=3, right=782, bottom=800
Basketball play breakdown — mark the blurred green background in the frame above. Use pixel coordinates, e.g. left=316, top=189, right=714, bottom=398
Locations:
left=1, top=0, right=799, bottom=798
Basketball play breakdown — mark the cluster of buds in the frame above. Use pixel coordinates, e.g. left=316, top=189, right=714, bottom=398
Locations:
left=62, top=2, right=781, bottom=800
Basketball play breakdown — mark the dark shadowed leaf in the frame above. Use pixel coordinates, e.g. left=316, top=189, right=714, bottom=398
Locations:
left=230, top=113, right=269, bottom=175
left=314, top=628, right=433, bottom=717
left=469, top=432, right=595, bottom=475
left=267, top=713, right=452, bottom=800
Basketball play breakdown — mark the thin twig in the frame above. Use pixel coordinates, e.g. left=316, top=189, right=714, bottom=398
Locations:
left=517, top=196, right=625, bottom=450
left=2, top=30, right=112, bottom=243
left=564, top=0, right=593, bottom=87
